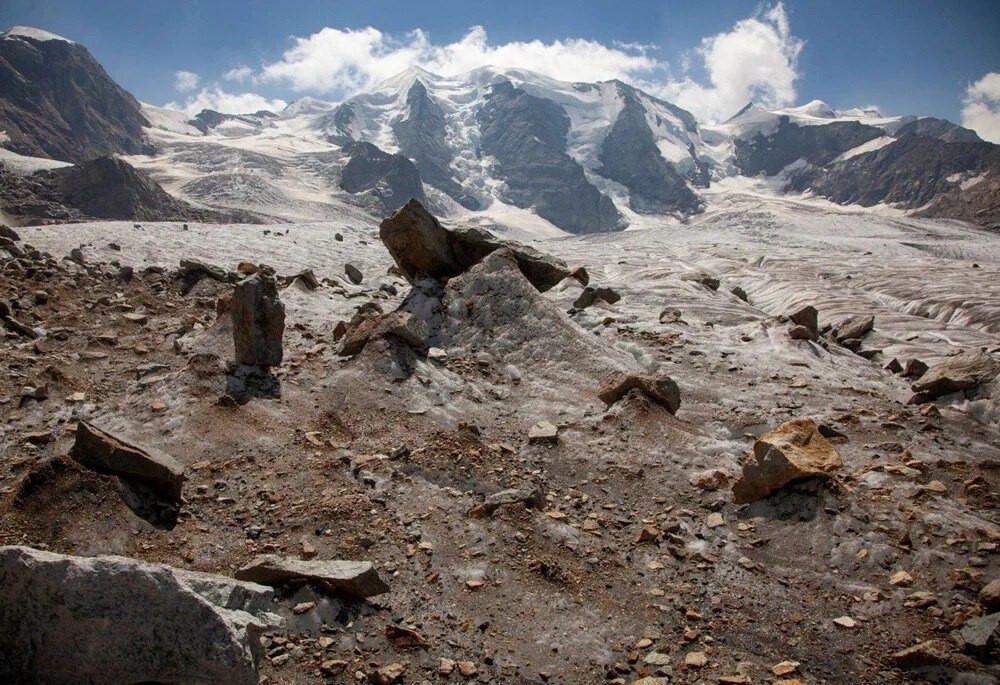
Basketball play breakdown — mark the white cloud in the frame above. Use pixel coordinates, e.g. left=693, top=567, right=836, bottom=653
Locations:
left=256, top=25, right=660, bottom=95
left=166, top=86, right=287, bottom=116
left=655, top=2, right=804, bottom=122
left=223, top=65, right=254, bottom=83
left=166, top=3, right=804, bottom=123
left=961, top=72, right=1000, bottom=143
left=174, top=70, right=200, bottom=92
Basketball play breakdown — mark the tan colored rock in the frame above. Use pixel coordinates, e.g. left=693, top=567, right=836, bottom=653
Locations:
left=732, top=418, right=842, bottom=504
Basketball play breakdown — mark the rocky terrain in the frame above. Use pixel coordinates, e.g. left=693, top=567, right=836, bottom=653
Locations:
left=2, top=188, right=999, bottom=683
left=2, top=21, right=1000, bottom=685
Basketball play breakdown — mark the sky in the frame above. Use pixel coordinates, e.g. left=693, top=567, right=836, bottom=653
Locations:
left=3, top=0, right=1000, bottom=139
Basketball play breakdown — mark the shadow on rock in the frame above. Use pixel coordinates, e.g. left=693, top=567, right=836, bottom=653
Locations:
left=225, top=363, right=281, bottom=404
left=737, top=478, right=832, bottom=522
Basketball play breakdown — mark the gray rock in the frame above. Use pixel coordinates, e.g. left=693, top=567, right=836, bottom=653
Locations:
left=231, top=269, right=285, bottom=366
left=730, top=285, right=748, bottom=302
left=0, top=545, right=281, bottom=685
left=981, top=579, right=1000, bottom=611
left=339, top=309, right=429, bottom=357
left=835, top=314, right=874, bottom=342
left=597, top=371, right=681, bottom=414
left=70, top=421, right=185, bottom=502
left=338, top=141, right=426, bottom=213
left=528, top=421, right=559, bottom=444
left=903, top=358, right=929, bottom=379
left=910, top=350, right=1000, bottom=403
left=234, top=555, right=389, bottom=598
left=959, top=612, right=999, bottom=655
left=179, top=258, right=230, bottom=282
left=0, top=223, right=20, bottom=241
left=379, top=199, right=580, bottom=292
left=345, top=263, right=364, bottom=285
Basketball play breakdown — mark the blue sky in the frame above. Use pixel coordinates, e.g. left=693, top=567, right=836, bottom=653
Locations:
left=3, top=0, right=999, bottom=134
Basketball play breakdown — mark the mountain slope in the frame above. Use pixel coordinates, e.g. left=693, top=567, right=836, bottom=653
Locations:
left=0, top=26, right=152, bottom=163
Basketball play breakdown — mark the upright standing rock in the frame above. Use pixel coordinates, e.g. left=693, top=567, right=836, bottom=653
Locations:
left=231, top=268, right=285, bottom=366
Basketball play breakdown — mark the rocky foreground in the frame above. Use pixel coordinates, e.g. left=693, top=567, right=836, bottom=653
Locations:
left=1, top=201, right=999, bottom=684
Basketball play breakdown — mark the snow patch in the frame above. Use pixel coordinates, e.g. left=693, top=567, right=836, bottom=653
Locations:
left=2, top=26, right=74, bottom=43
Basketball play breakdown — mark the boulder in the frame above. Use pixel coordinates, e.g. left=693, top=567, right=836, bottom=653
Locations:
left=379, top=199, right=580, bottom=292
left=835, top=314, right=874, bottom=342
left=909, top=350, right=1000, bottom=403
left=70, top=421, right=185, bottom=502
left=179, top=258, right=231, bottom=283
left=0, top=545, right=281, bottom=685
left=231, top=269, right=285, bottom=366
left=573, top=286, right=622, bottom=309
left=903, top=358, right=929, bottom=379
left=339, top=310, right=429, bottom=357
left=788, top=305, right=818, bottom=336
left=234, top=555, right=389, bottom=598
left=959, top=612, right=999, bottom=655
left=980, top=579, right=1000, bottom=611
left=0, top=223, right=20, bottom=241
left=732, top=418, right=843, bottom=504
left=345, top=263, right=364, bottom=285
left=597, top=371, right=681, bottom=415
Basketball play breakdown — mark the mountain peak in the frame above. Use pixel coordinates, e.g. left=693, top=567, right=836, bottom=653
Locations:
left=2, top=26, right=75, bottom=44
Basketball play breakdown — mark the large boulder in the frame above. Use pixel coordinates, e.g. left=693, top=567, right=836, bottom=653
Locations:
left=909, top=349, right=1000, bottom=403
left=339, top=309, right=429, bottom=357
left=0, top=545, right=282, bottom=685
left=70, top=421, right=185, bottom=502
left=379, top=199, right=582, bottom=292
left=732, top=418, right=843, bottom=504
left=598, top=371, right=681, bottom=415
left=234, top=555, right=389, bottom=598
left=788, top=305, right=819, bottom=337
left=231, top=268, right=285, bottom=366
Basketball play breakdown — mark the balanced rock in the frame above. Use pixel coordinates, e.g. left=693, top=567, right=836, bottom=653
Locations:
left=234, top=555, right=389, bottom=598
left=732, top=418, right=843, bottom=504
left=0, top=545, right=281, bottom=685
left=70, top=421, right=185, bottom=502
left=598, top=371, right=681, bottom=414
left=379, top=199, right=580, bottom=292
left=909, top=349, right=1000, bottom=403
left=231, top=269, right=285, bottom=366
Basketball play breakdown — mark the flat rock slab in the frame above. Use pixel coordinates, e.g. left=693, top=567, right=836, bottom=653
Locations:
left=379, top=199, right=581, bottom=292
left=234, top=555, right=389, bottom=598
left=70, top=421, right=185, bottom=501
left=0, top=545, right=281, bottom=685
left=732, top=418, right=843, bottom=504
left=909, top=349, right=1000, bottom=403
left=528, top=421, right=559, bottom=444
left=835, top=314, right=874, bottom=342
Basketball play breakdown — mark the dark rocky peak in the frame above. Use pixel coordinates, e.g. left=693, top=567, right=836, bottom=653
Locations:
left=609, top=79, right=700, bottom=135
left=1, top=155, right=261, bottom=224
left=476, top=81, right=624, bottom=234
left=735, top=116, right=884, bottom=176
left=391, top=81, right=483, bottom=210
left=187, top=109, right=277, bottom=135
left=0, top=26, right=152, bottom=162
left=323, top=103, right=357, bottom=145
left=893, top=117, right=983, bottom=143
left=339, top=141, right=427, bottom=213
left=597, top=87, right=702, bottom=215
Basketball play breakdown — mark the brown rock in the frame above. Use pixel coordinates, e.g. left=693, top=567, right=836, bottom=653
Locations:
left=69, top=421, right=185, bottom=501
left=597, top=371, right=681, bottom=414
left=788, top=305, right=818, bottom=335
left=231, top=269, right=285, bottom=366
left=732, top=418, right=843, bottom=504
left=379, top=199, right=578, bottom=292
left=835, top=314, right=874, bottom=342
left=909, top=350, right=1000, bottom=403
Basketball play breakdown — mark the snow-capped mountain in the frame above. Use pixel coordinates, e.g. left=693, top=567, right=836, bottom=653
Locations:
left=1, top=25, right=998, bottom=233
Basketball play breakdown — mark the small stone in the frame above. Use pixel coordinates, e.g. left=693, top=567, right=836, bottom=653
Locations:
left=438, top=658, right=455, bottom=675
left=706, top=513, right=724, bottom=528
left=772, top=661, right=800, bottom=676
left=833, top=616, right=856, bottom=629
left=345, top=263, right=364, bottom=285
left=150, top=402, right=167, bottom=412
left=643, top=652, right=671, bottom=666
left=691, top=469, right=728, bottom=491
left=889, top=571, right=914, bottom=587
left=457, top=661, right=478, bottom=677
left=528, top=421, right=558, bottom=444
left=979, top=579, right=1000, bottom=610
left=292, top=601, right=316, bottom=614
left=684, top=651, right=707, bottom=668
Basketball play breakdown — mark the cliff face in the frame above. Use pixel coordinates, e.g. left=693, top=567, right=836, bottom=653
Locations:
left=0, top=28, right=152, bottom=163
